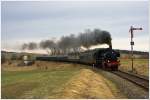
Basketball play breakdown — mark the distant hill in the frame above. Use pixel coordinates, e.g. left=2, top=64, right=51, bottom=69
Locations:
left=115, top=49, right=149, bottom=59
left=1, top=49, right=149, bottom=60
left=115, top=49, right=148, bottom=55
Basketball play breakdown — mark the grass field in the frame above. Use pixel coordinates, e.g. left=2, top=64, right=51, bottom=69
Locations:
left=1, top=62, right=84, bottom=99
left=119, top=59, right=149, bottom=76
left=1, top=61, right=126, bottom=99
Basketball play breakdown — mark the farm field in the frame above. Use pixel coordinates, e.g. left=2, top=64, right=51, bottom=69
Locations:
left=119, top=59, right=149, bottom=76
left=1, top=61, right=125, bottom=99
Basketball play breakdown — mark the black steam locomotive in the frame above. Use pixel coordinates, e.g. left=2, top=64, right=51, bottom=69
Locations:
left=36, top=48, right=120, bottom=71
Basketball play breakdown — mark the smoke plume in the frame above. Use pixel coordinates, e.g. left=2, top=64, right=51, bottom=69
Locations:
left=21, top=28, right=112, bottom=54
left=78, top=29, right=112, bottom=48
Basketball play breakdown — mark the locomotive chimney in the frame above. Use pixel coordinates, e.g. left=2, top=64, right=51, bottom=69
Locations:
left=109, top=43, right=112, bottom=49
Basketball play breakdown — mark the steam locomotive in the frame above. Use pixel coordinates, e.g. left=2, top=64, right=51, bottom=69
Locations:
left=36, top=48, right=120, bottom=71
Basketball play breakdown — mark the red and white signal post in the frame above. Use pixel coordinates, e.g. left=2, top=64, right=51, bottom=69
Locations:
left=129, top=26, right=142, bottom=72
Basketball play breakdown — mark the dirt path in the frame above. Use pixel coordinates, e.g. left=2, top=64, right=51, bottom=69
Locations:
left=59, top=69, right=126, bottom=99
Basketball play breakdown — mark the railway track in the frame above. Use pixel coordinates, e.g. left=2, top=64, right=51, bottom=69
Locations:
left=112, top=70, right=149, bottom=91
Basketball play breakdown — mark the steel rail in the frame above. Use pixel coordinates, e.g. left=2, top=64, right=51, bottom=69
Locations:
left=112, top=70, right=149, bottom=91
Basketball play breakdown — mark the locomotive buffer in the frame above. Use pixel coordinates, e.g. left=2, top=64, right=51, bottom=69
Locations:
left=129, top=26, right=142, bottom=72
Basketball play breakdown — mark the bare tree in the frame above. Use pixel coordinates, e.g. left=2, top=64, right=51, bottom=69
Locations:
left=22, top=43, right=28, bottom=50
left=58, top=36, right=71, bottom=54
left=28, top=42, right=37, bottom=50
left=39, top=40, right=57, bottom=55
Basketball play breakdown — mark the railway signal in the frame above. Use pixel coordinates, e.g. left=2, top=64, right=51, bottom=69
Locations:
left=129, top=26, right=142, bottom=72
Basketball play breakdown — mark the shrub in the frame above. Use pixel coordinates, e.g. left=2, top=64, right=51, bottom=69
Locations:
left=11, top=54, right=17, bottom=60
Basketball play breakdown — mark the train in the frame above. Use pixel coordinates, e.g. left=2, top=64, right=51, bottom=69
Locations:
left=36, top=48, right=120, bottom=71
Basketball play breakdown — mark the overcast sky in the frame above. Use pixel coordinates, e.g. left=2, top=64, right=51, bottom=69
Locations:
left=1, top=1, right=149, bottom=52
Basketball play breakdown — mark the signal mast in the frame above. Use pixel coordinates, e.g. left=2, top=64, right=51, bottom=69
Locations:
left=129, top=26, right=142, bottom=72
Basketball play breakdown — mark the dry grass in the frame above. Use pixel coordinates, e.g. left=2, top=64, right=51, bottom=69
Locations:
left=59, top=69, right=126, bottom=99
left=2, top=60, right=36, bottom=71
left=119, top=59, right=149, bottom=76
left=1, top=61, right=80, bottom=72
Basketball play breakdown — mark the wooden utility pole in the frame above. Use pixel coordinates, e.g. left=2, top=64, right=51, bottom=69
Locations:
left=129, top=26, right=142, bottom=72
